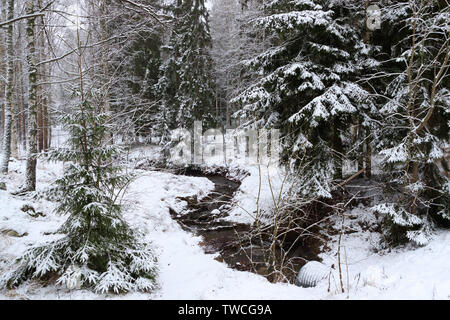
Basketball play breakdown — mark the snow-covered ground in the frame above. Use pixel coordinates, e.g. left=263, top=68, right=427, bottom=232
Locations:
left=0, top=154, right=449, bottom=300
left=226, top=165, right=288, bottom=225
left=317, top=206, right=450, bottom=300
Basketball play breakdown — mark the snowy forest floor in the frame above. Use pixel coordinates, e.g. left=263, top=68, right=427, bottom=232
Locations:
left=0, top=146, right=449, bottom=300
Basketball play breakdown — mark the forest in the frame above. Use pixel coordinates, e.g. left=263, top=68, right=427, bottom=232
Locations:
left=0, top=0, right=448, bottom=300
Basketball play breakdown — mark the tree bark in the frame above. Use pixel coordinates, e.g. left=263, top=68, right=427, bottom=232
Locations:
left=11, top=108, right=18, bottom=159
left=357, top=120, right=364, bottom=173
left=333, top=118, right=343, bottom=180
left=24, top=0, right=38, bottom=191
left=0, top=0, right=15, bottom=173
left=19, top=58, right=27, bottom=151
left=363, top=0, right=372, bottom=179
left=0, top=0, right=6, bottom=145
left=38, top=0, right=49, bottom=152
left=100, top=0, right=112, bottom=144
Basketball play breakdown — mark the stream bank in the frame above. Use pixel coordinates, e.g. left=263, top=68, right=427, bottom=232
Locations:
left=135, top=159, right=321, bottom=282
left=164, top=166, right=321, bottom=283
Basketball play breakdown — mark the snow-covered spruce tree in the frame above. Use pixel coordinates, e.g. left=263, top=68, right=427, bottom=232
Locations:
left=87, top=0, right=165, bottom=144
left=2, top=91, right=158, bottom=293
left=233, top=0, right=376, bottom=198
left=370, top=0, right=449, bottom=246
left=156, top=0, right=216, bottom=149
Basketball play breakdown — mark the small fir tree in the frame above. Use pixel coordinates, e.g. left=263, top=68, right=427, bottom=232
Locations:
left=1, top=91, right=158, bottom=293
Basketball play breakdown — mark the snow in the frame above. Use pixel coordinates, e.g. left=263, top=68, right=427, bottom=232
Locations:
left=317, top=206, right=450, bottom=299
left=335, top=229, right=450, bottom=299
left=226, top=165, right=287, bottom=225
left=123, top=170, right=215, bottom=234
left=0, top=160, right=65, bottom=263
left=1, top=154, right=449, bottom=300
left=148, top=218, right=311, bottom=300
left=257, top=10, right=332, bottom=32
left=372, top=204, right=423, bottom=227
left=380, top=143, right=409, bottom=163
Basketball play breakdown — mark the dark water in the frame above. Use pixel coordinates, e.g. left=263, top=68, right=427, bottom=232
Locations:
left=169, top=174, right=255, bottom=270
left=133, top=152, right=319, bottom=280
left=169, top=171, right=320, bottom=283
left=135, top=157, right=322, bottom=281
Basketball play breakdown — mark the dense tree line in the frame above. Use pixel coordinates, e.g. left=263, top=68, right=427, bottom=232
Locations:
left=227, top=0, right=449, bottom=245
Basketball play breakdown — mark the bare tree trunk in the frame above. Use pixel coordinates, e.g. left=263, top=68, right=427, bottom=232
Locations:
left=36, top=2, right=43, bottom=153
left=11, top=108, right=18, bottom=159
left=37, top=0, right=49, bottom=152
left=14, top=21, right=27, bottom=152
left=46, top=108, right=51, bottom=150
left=42, top=95, right=48, bottom=150
left=24, top=0, right=38, bottom=191
left=13, top=55, right=21, bottom=150
left=333, top=118, right=343, bottom=180
left=365, top=128, right=372, bottom=179
left=363, top=0, right=372, bottom=179
left=19, top=58, right=27, bottom=151
left=0, top=105, right=4, bottom=145
left=99, top=0, right=112, bottom=144
left=0, top=0, right=6, bottom=146
left=225, top=71, right=230, bottom=128
left=215, top=90, right=219, bottom=119
left=1, top=0, right=15, bottom=173
left=16, top=80, right=24, bottom=153
left=357, top=120, right=364, bottom=173
left=37, top=96, right=43, bottom=152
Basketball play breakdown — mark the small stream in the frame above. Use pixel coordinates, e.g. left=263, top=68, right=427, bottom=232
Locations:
left=169, top=172, right=257, bottom=271
left=134, top=157, right=321, bottom=281
left=167, top=167, right=318, bottom=282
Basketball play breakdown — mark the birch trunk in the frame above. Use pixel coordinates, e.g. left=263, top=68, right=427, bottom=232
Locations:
left=24, top=0, right=38, bottom=191
left=0, top=0, right=15, bottom=173
left=0, top=0, right=6, bottom=145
